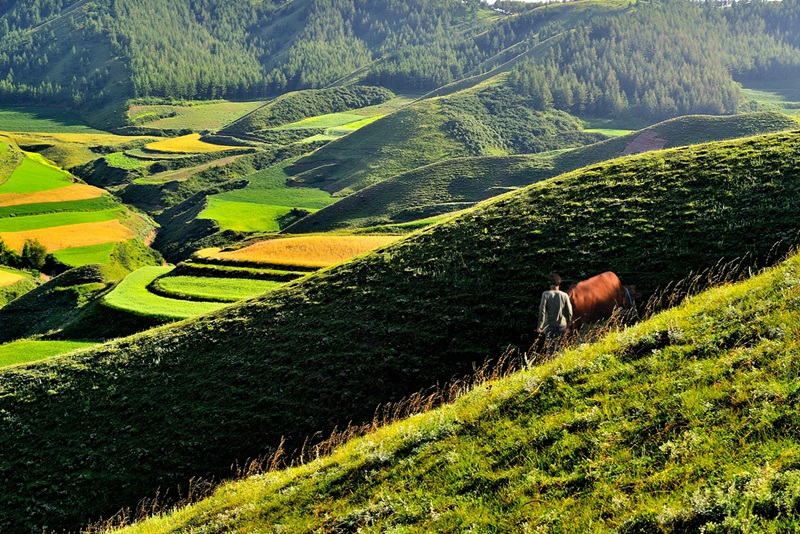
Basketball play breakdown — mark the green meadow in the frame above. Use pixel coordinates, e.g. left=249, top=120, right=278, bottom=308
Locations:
left=0, top=107, right=103, bottom=134
left=152, top=275, right=283, bottom=302
left=0, top=208, right=122, bottom=232
left=102, top=266, right=226, bottom=320
left=52, top=242, right=118, bottom=267
left=0, top=156, right=73, bottom=193
left=129, top=100, right=268, bottom=131
left=0, top=340, right=97, bottom=368
left=198, top=159, right=335, bottom=232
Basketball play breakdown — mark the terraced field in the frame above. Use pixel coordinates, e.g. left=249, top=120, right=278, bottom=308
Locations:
left=196, top=234, right=401, bottom=269
left=0, top=143, right=153, bottom=266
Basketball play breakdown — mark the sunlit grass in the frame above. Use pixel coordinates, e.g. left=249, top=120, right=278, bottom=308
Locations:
left=0, top=340, right=97, bottom=368
left=102, top=266, right=226, bottom=320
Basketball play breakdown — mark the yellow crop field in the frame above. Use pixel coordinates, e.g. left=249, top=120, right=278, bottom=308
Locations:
left=145, top=134, right=246, bottom=154
left=0, top=269, right=24, bottom=287
left=198, top=235, right=400, bottom=268
left=0, top=184, right=106, bottom=208
left=0, top=220, right=135, bottom=253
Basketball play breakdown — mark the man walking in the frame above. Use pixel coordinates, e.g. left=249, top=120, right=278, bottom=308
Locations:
left=537, top=273, right=573, bottom=356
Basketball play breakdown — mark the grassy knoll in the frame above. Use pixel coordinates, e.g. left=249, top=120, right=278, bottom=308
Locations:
left=2, top=131, right=800, bottom=531
left=101, top=266, right=227, bottom=320
left=0, top=261, right=163, bottom=344
left=0, top=340, right=97, bottom=369
left=151, top=275, right=283, bottom=303
left=286, top=111, right=800, bottom=233
left=119, top=251, right=800, bottom=533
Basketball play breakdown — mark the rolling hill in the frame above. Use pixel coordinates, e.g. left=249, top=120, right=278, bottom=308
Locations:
left=284, top=112, right=800, bottom=232
left=117, top=247, right=800, bottom=532
left=2, top=130, right=800, bottom=532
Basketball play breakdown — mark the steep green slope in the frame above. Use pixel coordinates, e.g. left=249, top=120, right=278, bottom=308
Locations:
left=285, top=112, right=800, bottom=232
left=121, top=250, right=800, bottom=532
left=2, top=131, right=800, bottom=531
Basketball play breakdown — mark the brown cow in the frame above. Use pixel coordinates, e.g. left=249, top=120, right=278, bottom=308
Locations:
left=567, top=271, right=639, bottom=331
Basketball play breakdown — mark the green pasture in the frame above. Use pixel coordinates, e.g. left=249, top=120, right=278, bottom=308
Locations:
left=52, top=242, right=118, bottom=267
left=129, top=100, right=267, bottom=131
left=0, top=340, right=97, bottom=368
left=153, top=275, right=283, bottom=302
left=0, top=107, right=102, bottom=133
left=0, top=155, right=73, bottom=194
left=0, top=208, right=122, bottom=232
left=273, top=112, right=365, bottom=131
left=0, top=196, right=118, bottom=219
left=199, top=160, right=335, bottom=232
left=198, top=199, right=312, bottom=232
left=102, top=266, right=226, bottom=320
left=105, top=152, right=150, bottom=170
left=741, top=75, right=800, bottom=114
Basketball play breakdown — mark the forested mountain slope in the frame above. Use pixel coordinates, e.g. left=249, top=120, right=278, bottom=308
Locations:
left=0, top=0, right=799, bottom=126
left=2, top=130, right=800, bottom=532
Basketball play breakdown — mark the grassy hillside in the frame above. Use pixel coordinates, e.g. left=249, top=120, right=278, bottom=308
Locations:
left=118, top=248, right=800, bottom=532
left=2, top=130, right=800, bottom=531
left=284, top=87, right=603, bottom=197
left=285, top=112, right=800, bottom=232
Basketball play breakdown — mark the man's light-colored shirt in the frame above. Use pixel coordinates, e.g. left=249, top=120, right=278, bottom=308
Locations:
left=537, top=289, right=573, bottom=330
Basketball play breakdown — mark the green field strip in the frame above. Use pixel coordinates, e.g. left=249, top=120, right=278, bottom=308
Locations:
left=52, top=242, right=118, bottom=267
left=0, top=208, right=122, bottom=232
left=0, top=340, right=97, bottom=368
left=0, top=156, right=73, bottom=194
left=0, top=196, right=119, bottom=218
left=102, top=266, right=227, bottom=320
left=273, top=112, right=365, bottom=131
left=150, top=275, right=284, bottom=303
left=176, top=261, right=307, bottom=281
left=197, top=199, right=320, bottom=233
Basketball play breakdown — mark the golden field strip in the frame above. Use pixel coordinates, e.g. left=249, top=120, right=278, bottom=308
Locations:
left=199, top=235, right=401, bottom=268
left=145, top=133, right=246, bottom=154
left=0, top=184, right=106, bottom=207
left=0, top=220, right=135, bottom=252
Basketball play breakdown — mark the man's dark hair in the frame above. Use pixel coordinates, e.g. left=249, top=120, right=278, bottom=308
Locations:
left=549, top=273, right=561, bottom=287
